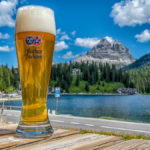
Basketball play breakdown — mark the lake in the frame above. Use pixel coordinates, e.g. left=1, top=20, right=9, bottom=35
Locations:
left=2, top=95, right=150, bottom=123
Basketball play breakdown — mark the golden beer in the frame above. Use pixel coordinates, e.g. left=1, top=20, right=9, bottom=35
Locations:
left=16, top=32, right=55, bottom=123
left=15, top=6, right=56, bottom=138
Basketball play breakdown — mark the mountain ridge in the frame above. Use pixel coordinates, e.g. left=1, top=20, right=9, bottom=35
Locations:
left=124, top=53, right=150, bottom=70
left=74, top=38, right=135, bottom=66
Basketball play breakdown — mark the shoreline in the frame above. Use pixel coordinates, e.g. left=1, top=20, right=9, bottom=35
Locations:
left=48, top=93, right=138, bottom=96
left=0, top=97, right=22, bottom=101
left=0, top=93, right=140, bottom=101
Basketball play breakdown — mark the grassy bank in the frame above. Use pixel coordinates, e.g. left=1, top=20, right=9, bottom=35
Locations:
left=69, top=76, right=125, bottom=93
left=80, top=129, right=150, bottom=140
left=51, top=75, right=125, bottom=94
left=99, top=116, right=145, bottom=123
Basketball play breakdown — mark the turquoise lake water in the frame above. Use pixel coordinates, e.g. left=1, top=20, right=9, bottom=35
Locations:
left=2, top=95, right=150, bottom=123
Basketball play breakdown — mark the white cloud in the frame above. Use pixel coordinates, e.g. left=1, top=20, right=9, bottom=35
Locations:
left=62, top=51, right=79, bottom=59
left=55, top=41, right=69, bottom=51
left=56, top=28, right=65, bottom=35
left=0, top=32, right=9, bottom=39
left=104, top=36, right=114, bottom=45
left=0, top=45, right=14, bottom=52
left=135, top=29, right=150, bottom=42
left=56, top=28, right=61, bottom=34
left=57, top=28, right=75, bottom=42
left=75, top=38, right=100, bottom=48
left=20, top=0, right=27, bottom=4
left=60, top=34, right=70, bottom=41
left=71, top=31, right=76, bottom=36
left=111, top=0, right=150, bottom=27
left=0, top=0, right=18, bottom=27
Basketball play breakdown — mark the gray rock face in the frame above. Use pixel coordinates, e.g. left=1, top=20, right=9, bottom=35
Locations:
left=75, top=38, right=135, bottom=66
left=117, top=88, right=138, bottom=95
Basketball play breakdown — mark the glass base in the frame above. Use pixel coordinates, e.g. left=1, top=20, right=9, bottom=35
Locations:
left=16, top=121, right=54, bottom=138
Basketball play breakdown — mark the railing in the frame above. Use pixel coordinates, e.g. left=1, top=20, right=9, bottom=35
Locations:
left=0, top=105, right=22, bottom=110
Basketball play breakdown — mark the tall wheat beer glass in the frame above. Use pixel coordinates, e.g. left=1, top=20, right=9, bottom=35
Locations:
left=15, top=6, right=56, bottom=138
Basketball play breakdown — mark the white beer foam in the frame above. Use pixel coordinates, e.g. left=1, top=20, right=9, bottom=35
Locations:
left=15, top=5, right=56, bottom=35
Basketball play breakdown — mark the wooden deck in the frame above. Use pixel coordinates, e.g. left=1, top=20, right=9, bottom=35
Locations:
left=0, top=124, right=150, bottom=150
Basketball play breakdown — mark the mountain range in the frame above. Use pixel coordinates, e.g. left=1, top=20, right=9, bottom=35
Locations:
left=124, top=53, right=150, bottom=70
left=74, top=38, right=135, bottom=66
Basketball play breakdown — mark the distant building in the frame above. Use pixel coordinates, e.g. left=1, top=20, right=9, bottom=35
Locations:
left=72, top=68, right=81, bottom=75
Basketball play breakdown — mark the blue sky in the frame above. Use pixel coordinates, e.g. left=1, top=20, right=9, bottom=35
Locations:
left=1, top=0, right=150, bottom=67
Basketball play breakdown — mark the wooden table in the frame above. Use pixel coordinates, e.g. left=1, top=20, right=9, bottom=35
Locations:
left=0, top=124, right=150, bottom=150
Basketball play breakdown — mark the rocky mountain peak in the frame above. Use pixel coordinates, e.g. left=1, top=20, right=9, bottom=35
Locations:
left=75, top=38, right=135, bottom=66
left=94, top=39, right=112, bottom=50
left=99, top=38, right=111, bottom=45
left=92, top=39, right=111, bottom=51
left=113, top=40, right=127, bottom=52
left=113, top=40, right=121, bottom=45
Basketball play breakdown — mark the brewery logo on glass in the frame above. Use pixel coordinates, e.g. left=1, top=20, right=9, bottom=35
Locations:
left=33, top=36, right=42, bottom=46
left=25, top=36, right=34, bottom=45
left=25, top=35, right=42, bottom=46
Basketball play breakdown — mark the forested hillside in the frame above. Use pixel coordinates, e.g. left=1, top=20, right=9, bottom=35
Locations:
left=50, top=62, right=131, bottom=93
left=0, top=63, right=150, bottom=94
left=0, top=65, right=19, bottom=93
left=125, top=54, right=150, bottom=70
left=128, top=66, right=150, bottom=93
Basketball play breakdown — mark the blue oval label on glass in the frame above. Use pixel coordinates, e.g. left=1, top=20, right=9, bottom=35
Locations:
left=25, top=36, right=34, bottom=45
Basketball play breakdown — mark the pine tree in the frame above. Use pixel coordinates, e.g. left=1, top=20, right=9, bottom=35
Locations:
left=85, top=83, right=89, bottom=92
left=106, top=63, right=110, bottom=82
left=3, top=65, right=10, bottom=88
left=102, top=82, right=105, bottom=87
left=75, top=75, right=80, bottom=86
left=111, top=65, right=116, bottom=82
left=96, top=86, right=100, bottom=90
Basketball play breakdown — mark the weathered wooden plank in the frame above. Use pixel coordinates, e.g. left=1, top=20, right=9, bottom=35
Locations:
left=12, top=133, right=88, bottom=150
left=0, top=129, right=15, bottom=135
left=103, top=139, right=150, bottom=150
left=2, top=124, right=150, bottom=150
left=0, top=124, right=17, bottom=131
left=0, top=124, right=17, bottom=136
left=65, top=136, right=124, bottom=150
left=136, top=143, right=150, bottom=150
left=134, top=143, right=150, bottom=149
left=13, top=134, right=112, bottom=150
left=0, top=135, right=36, bottom=149
left=0, top=128, right=79, bottom=150
left=96, top=137, right=124, bottom=150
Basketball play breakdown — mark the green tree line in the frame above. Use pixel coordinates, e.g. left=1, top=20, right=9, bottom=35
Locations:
left=128, top=66, right=150, bottom=93
left=0, top=65, right=19, bottom=93
left=1, top=63, right=150, bottom=94
left=50, top=62, right=132, bottom=93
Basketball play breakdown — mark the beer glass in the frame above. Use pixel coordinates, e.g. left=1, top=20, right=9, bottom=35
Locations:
left=15, top=6, right=56, bottom=138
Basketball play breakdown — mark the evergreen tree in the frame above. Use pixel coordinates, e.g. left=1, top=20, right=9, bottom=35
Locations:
left=75, top=75, right=80, bottom=86
left=85, top=83, right=89, bottom=92
left=96, top=86, right=100, bottom=90
left=111, top=65, right=116, bottom=82
left=102, top=82, right=105, bottom=87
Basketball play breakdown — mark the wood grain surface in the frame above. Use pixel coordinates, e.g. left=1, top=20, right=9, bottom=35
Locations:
left=0, top=124, right=150, bottom=150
